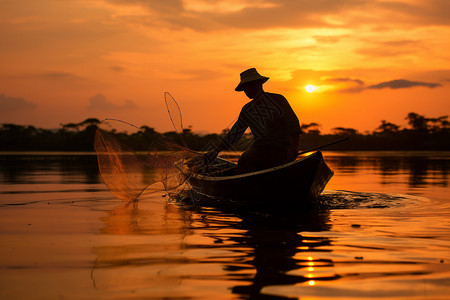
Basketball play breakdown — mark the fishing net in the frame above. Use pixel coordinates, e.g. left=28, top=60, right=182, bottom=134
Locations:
left=164, top=92, right=184, bottom=138
left=94, top=119, right=201, bottom=202
left=94, top=92, right=247, bottom=202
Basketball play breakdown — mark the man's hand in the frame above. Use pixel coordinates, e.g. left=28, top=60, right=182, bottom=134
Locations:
left=203, top=148, right=219, bottom=165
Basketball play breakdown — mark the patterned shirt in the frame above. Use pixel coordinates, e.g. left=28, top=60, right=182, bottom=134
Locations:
left=220, top=91, right=301, bottom=150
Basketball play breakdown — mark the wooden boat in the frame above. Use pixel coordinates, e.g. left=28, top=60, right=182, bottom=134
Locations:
left=187, top=151, right=333, bottom=208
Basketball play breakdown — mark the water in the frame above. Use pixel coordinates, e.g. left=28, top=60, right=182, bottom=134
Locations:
left=0, top=151, right=449, bottom=300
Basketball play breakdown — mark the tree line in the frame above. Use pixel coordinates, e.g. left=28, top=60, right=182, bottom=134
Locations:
left=0, top=112, right=449, bottom=152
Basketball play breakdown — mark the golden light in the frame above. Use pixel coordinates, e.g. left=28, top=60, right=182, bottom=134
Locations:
left=308, top=280, right=315, bottom=286
left=305, top=84, right=317, bottom=93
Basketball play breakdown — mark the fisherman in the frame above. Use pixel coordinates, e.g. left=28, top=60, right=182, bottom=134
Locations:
left=204, top=68, right=301, bottom=174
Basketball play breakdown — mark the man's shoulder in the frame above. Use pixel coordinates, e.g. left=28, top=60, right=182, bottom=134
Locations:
left=242, top=100, right=253, bottom=110
left=266, top=92, right=287, bottom=101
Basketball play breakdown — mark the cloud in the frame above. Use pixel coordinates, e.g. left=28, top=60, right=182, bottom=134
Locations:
left=313, top=35, right=346, bottom=44
left=4, top=71, right=85, bottom=80
left=368, top=79, right=442, bottom=90
left=40, top=72, right=79, bottom=79
left=317, top=75, right=442, bottom=93
left=122, top=99, right=138, bottom=109
left=103, top=0, right=450, bottom=32
left=88, top=94, right=138, bottom=110
left=109, top=66, right=126, bottom=72
left=179, top=68, right=225, bottom=80
left=0, top=94, right=37, bottom=111
left=356, top=40, right=422, bottom=58
left=103, top=0, right=372, bottom=31
left=322, top=76, right=364, bottom=86
left=2, top=71, right=94, bottom=87
left=383, top=40, right=420, bottom=47
left=376, top=0, right=450, bottom=26
left=290, top=69, right=446, bottom=94
left=317, top=76, right=366, bottom=93
left=411, top=70, right=450, bottom=83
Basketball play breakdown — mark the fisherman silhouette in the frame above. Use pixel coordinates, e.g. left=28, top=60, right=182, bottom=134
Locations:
left=204, top=68, right=301, bottom=174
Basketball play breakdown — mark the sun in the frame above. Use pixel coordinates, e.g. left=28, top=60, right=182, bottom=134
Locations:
left=305, top=84, right=317, bottom=93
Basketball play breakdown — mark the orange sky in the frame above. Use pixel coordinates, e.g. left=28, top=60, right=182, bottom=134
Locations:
left=1, top=0, right=449, bottom=134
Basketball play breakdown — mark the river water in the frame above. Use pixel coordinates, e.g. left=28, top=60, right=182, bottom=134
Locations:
left=0, top=151, right=449, bottom=300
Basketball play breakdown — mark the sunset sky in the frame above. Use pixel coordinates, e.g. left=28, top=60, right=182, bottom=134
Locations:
left=1, top=0, right=449, bottom=134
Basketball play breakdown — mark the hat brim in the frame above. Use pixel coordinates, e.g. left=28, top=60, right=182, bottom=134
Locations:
left=235, top=77, right=269, bottom=91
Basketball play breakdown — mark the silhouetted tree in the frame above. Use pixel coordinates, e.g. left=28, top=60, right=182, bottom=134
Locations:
left=428, top=116, right=449, bottom=134
left=61, top=118, right=101, bottom=132
left=405, top=113, right=428, bottom=131
left=301, top=122, right=321, bottom=135
left=331, top=127, right=358, bottom=136
left=1, top=113, right=449, bottom=151
left=374, top=120, right=400, bottom=135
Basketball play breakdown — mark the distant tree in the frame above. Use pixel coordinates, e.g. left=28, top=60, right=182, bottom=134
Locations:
left=61, top=118, right=101, bottom=132
left=332, top=127, right=358, bottom=136
left=80, top=118, right=101, bottom=126
left=57, top=118, right=101, bottom=151
left=428, top=116, right=449, bottom=133
left=0, top=124, right=54, bottom=150
left=374, top=120, right=400, bottom=135
left=404, top=112, right=450, bottom=134
left=301, top=122, right=321, bottom=135
left=1, top=115, right=449, bottom=151
left=405, top=112, right=428, bottom=131
left=140, top=126, right=157, bottom=135
left=1, top=124, right=37, bottom=135
left=163, top=131, right=183, bottom=146
left=140, top=126, right=162, bottom=142
left=60, top=122, right=78, bottom=132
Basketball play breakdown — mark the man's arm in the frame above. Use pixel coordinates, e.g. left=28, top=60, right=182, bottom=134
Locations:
left=204, top=117, right=248, bottom=164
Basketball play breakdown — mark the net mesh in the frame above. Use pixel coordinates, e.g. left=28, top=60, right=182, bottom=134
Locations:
left=94, top=93, right=240, bottom=202
left=164, top=92, right=184, bottom=137
left=94, top=119, right=200, bottom=202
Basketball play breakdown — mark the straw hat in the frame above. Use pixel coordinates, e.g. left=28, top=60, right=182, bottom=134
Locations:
left=235, top=68, right=269, bottom=91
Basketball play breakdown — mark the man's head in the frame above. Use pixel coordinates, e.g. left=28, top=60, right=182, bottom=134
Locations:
left=242, top=81, right=263, bottom=99
left=235, top=68, right=268, bottom=98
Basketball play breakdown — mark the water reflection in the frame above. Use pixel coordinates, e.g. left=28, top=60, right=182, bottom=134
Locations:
left=99, top=197, right=194, bottom=236
left=2, top=152, right=448, bottom=189
left=226, top=208, right=333, bottom=299
left=92, top=197, right=333, bottom=299
left=1, top=153, right=449, bottom=299
left=95, top=196, right=448, bottom=299
left=325, top=152, right=449, bottom=189
left=91, top=198, right=196, bottom=293
left=0, top=154, right=101, bottom=185
left=407, top=156, right=448, bottom=187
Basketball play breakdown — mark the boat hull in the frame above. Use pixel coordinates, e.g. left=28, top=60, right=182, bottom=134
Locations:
left=188, top=151, right=333, bottom=207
